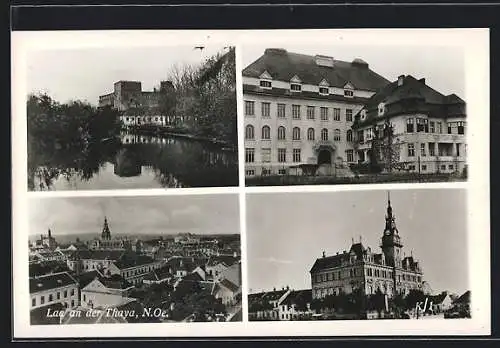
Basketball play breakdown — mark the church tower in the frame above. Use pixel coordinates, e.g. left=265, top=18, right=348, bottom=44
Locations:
left=101, top=217, right=111, bottom=240
left=381, top=192, right=403, bottom=268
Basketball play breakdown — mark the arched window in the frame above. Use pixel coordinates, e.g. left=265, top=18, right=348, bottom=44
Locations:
left=245, top=125, right=254, bottom=140
left=307, top=128, right=315, bottom=141
left=261, top=125, right=271, bottom=140
left=321, top=128, right=329, bottom=141
left=334, top=129, right=341, bottom=141
left=277, top=126, right=286, bottom=140
left=347, top=129, right=353, bottom=142
left=292, top=127, right=301, bottom=140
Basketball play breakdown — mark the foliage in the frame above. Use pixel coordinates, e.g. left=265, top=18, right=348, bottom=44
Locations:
left=162, top=47, right=237, bottom=145
left=171, top=281, right=226, bottom=321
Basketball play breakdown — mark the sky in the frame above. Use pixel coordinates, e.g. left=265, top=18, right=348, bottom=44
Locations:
left=246, top=189, right=468, bottom=296
left=29, top=194, right=239, bottom=237
left=242, top=44, right=465, bottom=99
left=27, top=45, right=229, bottom=105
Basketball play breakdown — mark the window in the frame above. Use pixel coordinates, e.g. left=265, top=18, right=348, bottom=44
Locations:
left=261, top=102, right=271, bottom=117
left=437, top=122, right=443, bottom=134
left=41, top=296, right=45, bottom=305
left=319, top=87, right=329, bottom=95
left=346, top=109, right=353, bottom=122
left=320, top=107, right=328, bottom=121
left=277, top=103, right=286, bottom=118
left=71, top=300, right=75, bottom=307
left=261, top=125, right=271, bottom=140
left=347, top=129, right=353, bottom=142
left=344, top=89, right=354, bottom=97
left=278, top=126, right=286, bottom=140
left=456, top=143, right=461, bottom=156
left=457, top=121, right=465, bottom=134
left=245, top=101, right=255, bottom=116
left=262, top=168, right=271, bottom=176
left=441, top=165, right=446, bottom=171
left=293, top=149, right=301, bottom=162
left=357, top=130, right=364, bottom=143
left=378, top=103, right=385, bottom=116
left=333, top=108, right=341, bottom=121
left=292, top=127, right=301, bottom=140
left=346, top=149, right=354, bottom=162
left=417, top=118, right=428, bottom=132
left=260, top=80, right=272, bottom=88
left=57, top=292, right=60, bottom=300
left=334, top=129, right=341, bottom=141
left=292, top=105, right=301, bottom=119
left=420, top=143, right=426, bottom=156
left=449, top=164, right=454, bottom=170
left=278, top=169, right=286, bottom=175
left=448, top=123, right=452, bottom=134
left=307, top=128, right=315, bottom=141
left=430, top=121, right=435, bottom=133
left=321, top=128, right=329, bottom=141
left=408, top=143, right=415, bottom=157
left=245, top=148, right=255, bottom=163
left=406, top=118, right=414, bottom=133
left=32, top=298, right=36, bottom=307
left=245, top=125, right=255, bottom=140
left=278, top=148, right=286, bottom=163
left=261, top=148, right=271, bottom=163
left=245, top=169, right=255, bottom=176
left=409, top=165, right=416, bottom=170
left=291, top=83, right=302, bottom=91
left=429, top=143, right=435, bottom=156
left=366, top=128, right=373, bottom=141
left=307, top=106, right=315, bottom=120
left=49, top=294, right=53, bottom=302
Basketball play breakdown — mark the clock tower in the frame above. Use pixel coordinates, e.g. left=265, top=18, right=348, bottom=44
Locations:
left=381, top=192, right=403, bottom=268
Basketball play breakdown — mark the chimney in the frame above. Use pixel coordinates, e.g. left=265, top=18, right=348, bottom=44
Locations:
left=419, top=78, right=426, bottom=85
left=397, top=75, right=405, bottom=86
left=322, top=251, right=326, bottom=258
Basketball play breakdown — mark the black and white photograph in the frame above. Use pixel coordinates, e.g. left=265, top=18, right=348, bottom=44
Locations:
left=26, top=45, right=238, bottom=190
left=27, top=194, right=242, bottom=324
left=243, top=44, right=468, bottom=186
left=247, top=189, right=471, bottom=321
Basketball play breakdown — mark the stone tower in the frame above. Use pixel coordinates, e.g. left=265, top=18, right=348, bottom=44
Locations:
left=381, top=192, right=403, bottom=268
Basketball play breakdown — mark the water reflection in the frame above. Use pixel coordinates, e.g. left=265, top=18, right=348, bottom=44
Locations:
left=28, top=132, right=238, bottom=190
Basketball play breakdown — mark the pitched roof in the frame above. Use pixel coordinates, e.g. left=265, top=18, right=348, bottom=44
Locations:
left=310, top=254, right=345, bottom=273
left=207, top=255, right=239, bottom=267
left=99, top=274, right=133, bottom=290
left=243, top=48, right=390, bottom=91
left=69, top=249, right=125, bottom=261
left=113, top=254, right=157, bottom=269
left=29, top=272, right=78, bottom=294
left=430, top=292, right=450, bottom=305
left=282, top=289, right=312, bottom=306
left=262, top=289, right=288, bottom=302
left=77, top=270, right=103, bottom=288
left=218, top=278, right=240, bottom=293
left=453, top=290, right=471, bottom=304
left=354, top=75, right=466, bottom=127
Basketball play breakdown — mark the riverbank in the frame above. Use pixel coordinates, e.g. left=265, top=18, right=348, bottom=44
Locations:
left=124, top=125, right=237, bottom=151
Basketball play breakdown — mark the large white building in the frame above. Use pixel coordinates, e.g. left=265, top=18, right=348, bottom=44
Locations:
left=30, top=272, right=79, bottom=310
left=352, top=74, right=467, bottom=174
left=243, top=48, right=390, bottom=177
left=243, top=48, right=467, bottom=178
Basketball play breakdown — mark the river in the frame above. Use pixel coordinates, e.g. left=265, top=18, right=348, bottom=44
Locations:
left=28, top=132, right=238, bottom=191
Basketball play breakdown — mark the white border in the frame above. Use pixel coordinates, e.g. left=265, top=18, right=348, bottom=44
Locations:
left=12, top=28, right=490, bottom=337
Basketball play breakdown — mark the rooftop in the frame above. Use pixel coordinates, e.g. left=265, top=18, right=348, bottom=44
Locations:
left=243, top=48, right=390, bottom=91
left=29, top=272, right=78, bottom=294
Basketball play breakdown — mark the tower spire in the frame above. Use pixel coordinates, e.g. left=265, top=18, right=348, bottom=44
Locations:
left=102, top=216, right=111, bottom=240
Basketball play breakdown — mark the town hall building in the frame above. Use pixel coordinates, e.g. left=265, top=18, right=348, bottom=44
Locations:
left=310, top=193, right=424, bottom=300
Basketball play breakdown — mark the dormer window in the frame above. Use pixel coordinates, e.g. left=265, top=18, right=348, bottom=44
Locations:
left=259, top=70, right=273, bottom=90
left=344, top=82, right=354, bottom=98
left=378, top=103, right=386, bottom=116
left=360, top=109, right=367, bottom=121
left=319, top=79, right=329, bottom=96
left=290, top=75, right=302, bottom=92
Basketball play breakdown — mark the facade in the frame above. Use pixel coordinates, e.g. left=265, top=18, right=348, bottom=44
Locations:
left=107, top=255, right=164, bottom=285
left=212, top=278, right=240, bottom=306
left=310, top=194, right=424, bottom=300
left=248, top=288, right=291, bottom=320
left=243, top=48, right=390, bottom=177
left=30, top=272, right=79, bottom=310
left=352, top=75, right=467, bottom=174
left=98, top=80, right=176, bottom=126
left=80, top=275, right=135, bottom=309
left=279, top=289, right=313, bottom=320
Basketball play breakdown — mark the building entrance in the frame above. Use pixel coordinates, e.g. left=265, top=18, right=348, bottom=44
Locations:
left=318, top=149, right=332, bottom=165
